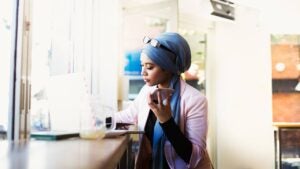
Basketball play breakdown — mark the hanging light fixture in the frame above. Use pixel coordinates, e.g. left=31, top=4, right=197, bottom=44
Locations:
left=210, top=0, right=235, bottom=20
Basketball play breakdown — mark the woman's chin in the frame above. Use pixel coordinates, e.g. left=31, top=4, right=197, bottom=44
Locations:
left=145, top=82, right=155, bottom=86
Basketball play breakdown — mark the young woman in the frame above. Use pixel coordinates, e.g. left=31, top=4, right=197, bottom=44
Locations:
left=115, top=32, right=212, bottom=169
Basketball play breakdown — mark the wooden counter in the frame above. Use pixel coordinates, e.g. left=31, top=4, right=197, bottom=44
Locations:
left=0, top=135, right=131, bottom=169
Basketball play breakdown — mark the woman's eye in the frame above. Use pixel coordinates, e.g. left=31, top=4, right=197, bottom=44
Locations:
left=142, top=63, right=153, bottom=70
left=145, top=65, right=153, bottom=70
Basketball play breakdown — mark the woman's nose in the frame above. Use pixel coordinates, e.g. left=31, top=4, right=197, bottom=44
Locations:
left=141, top=68, right=146, bottom=76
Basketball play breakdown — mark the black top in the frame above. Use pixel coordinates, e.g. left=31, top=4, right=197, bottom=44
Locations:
left=144, top=110, right=193, bottom=168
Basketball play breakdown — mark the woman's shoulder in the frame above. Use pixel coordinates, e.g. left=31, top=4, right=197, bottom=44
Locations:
left=180, top=80, right=208, bottom=116
left=180, top=79, right=207, bottom=101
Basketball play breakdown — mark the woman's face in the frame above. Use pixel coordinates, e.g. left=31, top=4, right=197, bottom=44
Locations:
left=140, top=52, right=172, bottom=88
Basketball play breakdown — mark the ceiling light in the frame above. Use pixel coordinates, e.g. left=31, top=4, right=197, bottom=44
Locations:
left=210, top=0, right=235, bottom=20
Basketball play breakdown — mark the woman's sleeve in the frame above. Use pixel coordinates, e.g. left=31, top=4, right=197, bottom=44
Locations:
left=114, top=85, right=147, bottom=125
left=184, top=94, right=208, bottom=168
left=160, top=117, right=192, bottom=163
left=160, top=93, right=208, bottom=167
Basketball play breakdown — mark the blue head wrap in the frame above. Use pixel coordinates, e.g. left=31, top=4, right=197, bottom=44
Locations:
left=142, top=32, right=191, bottom=75
left=142, top=32, right=191, bottom=168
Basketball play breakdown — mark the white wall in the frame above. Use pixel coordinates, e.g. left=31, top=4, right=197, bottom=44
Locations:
left=93, top=0, right=120, bottom=110
left=261, top=0, right=300, bottom=34
left=206, top=5, right=274, bottom=169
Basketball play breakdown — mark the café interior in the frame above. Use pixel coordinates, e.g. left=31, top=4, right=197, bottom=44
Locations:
left=1, top=0, right=300, bottom=169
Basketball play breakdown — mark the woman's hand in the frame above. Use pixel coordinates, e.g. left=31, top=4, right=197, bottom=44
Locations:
left=147, top=90, right=172, bottom=123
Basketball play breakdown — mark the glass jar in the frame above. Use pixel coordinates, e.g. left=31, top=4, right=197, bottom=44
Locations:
left=79, top=95, right=115, bottom=139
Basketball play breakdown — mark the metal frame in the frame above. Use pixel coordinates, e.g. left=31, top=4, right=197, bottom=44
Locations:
left=7, top=0, right=32, bottom=141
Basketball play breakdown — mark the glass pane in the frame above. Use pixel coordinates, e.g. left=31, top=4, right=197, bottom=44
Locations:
left=30, top=0, right=92, bottom=133
left=0, top=0, right=14, bottom=140
left=182, top=32, right=207, bottom=93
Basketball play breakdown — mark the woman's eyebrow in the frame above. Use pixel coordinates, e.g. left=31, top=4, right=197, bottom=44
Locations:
left=142, top=62, right=154, bottom=66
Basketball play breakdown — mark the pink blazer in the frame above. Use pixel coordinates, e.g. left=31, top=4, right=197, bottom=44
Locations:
left=115, top=79, right=212, bottom=169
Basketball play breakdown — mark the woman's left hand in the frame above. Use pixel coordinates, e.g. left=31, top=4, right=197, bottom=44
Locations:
left=147, top=90, right=172, bottom=123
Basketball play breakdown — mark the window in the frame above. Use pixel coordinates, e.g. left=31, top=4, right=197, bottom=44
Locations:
left=30, top=0, right=95, bottom=132
left=272, top=34, right=300, bottom=168
left=0, top=0, right=14, bottom=140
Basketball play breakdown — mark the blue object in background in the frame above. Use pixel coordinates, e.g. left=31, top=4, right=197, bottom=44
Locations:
left=124, top=49, right=142, bottom=76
